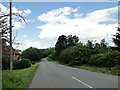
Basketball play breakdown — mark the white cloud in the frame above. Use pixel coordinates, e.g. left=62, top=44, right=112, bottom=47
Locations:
left=0, top=3, right=8, bottom=14
left=38, top=7, right=80, bottom=24
left=72, top=7, right=80, bottom=12
left=12, top=7, right=22, bottom=14
left=37, top=6, right=118, bottom=46
left=25, top=40, right=42, bottom=49
left=23, top=35, right=27, bottom=38
left=74, top=13, right=83, bottom=17
left=12, top=20, right=25, bottom=30
left=23, top=9, right=31, bottom=16
left=26, top=19, right=35, bottom=23
left=25, top=40, right=50, bottom=49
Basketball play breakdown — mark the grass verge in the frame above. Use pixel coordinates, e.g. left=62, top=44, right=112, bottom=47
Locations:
left=47, top=58, right=60, bottom=63
left=2, top=63, right=39, bottom=89
left=47, top=58, right=119, bottom=75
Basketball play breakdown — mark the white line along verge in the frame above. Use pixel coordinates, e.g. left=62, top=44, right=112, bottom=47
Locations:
left=72, top=76, right=94, bottom=89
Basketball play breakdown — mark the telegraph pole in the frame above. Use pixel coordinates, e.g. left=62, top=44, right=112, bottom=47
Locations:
left=10, top=0, right=13, bottom=74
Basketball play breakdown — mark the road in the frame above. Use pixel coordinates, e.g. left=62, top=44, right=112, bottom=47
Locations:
left=28, top=58, right=118, bottom=89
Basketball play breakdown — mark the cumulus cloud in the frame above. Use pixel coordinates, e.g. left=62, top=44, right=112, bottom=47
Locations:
left=37, top=6, right=118, bottom=45
left=25, top=40, right=50, bottom=49
left=38, top=7, right=80, bottom=24
left=74, top=13, right=83, bottom=17
left=23, top=9, right=31, bottom=16
left=25, top=40, right=42, bottom=49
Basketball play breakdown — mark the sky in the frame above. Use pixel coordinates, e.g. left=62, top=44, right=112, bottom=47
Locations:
left=0, top=2, right=118, bottom=51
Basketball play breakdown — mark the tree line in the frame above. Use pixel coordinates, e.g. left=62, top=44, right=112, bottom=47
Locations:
left=2, top=28, right=120, bottom=73
left=48, top=29, right=120, bottom=75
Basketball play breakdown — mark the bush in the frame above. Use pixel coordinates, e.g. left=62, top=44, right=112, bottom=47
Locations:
left=21, top=47, right=42, bottom=62
left=89, top=53, right=104, bottom=67
left=31, top=61, right=35, bottom=64
left=18, top=59, right=31, bottom=69
left=13, top=60, right=20, bottom=69
left=2, top=56, right=10, bottom=70
left=41, top=48, right=55, bottom=58
left=57, top=43, right=94, bottom=66
left=89, top=51, right=120, bottom=67
left=13, top=59, right=31, bottom=69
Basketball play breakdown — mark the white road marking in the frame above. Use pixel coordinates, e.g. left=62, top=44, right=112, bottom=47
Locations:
left=72, top=76, right=94, bottom=89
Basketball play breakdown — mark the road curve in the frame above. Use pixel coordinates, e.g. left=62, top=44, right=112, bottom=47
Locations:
left=28, top=58, right=118, bottom=89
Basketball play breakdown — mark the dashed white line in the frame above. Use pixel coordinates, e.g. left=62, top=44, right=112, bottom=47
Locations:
left=72, top=76, right=94, bottom=89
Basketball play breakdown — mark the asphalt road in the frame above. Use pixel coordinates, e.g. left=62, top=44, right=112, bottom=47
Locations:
left=28, top=58, right=118, bottom=89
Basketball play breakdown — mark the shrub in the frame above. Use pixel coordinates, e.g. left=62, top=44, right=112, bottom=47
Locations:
left=31, top=61, right=35, bottom=64
left=18, top=59, right=31, bottom=69
left=103, top=51, right=120, bottom=67
left=89, top=53, right=104, bottom=67
left=58, top=46, right=82, bottom=66
left=21, top=47, right=42, bottom=62
left=13, top=60, right=20, bottom=69
left=13, top=59, right=31, bottom=69
left=89, top=51, right=120, bottom=67
left=2, top=56, right=10, bottom=70
left=58, top=43, right=94, bottom=66
left=41, top=48, right=55, bottom=58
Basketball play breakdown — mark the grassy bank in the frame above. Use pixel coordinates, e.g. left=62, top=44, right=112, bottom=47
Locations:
left=47, top=58, right=119, bottom=75
left=2, top=63, right=39, bottom=89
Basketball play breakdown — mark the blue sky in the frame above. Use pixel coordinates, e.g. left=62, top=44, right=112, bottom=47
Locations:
left=0, top=2, right=118, bottom=50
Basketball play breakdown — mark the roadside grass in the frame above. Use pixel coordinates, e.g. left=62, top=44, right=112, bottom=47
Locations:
left=47, top=58, right=119, bottom=75
left=2, top=63, right=39, bottom=89
left=47, top=58, right=59, bottom=63
left=72, top=65, right=119, bottom=75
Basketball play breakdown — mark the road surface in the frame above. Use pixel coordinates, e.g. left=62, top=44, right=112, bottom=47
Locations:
left=28, top=58, right=118, bottom=89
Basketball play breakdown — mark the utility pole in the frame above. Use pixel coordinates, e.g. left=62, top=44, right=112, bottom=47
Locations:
left=10, top=0, right=13, bottom=74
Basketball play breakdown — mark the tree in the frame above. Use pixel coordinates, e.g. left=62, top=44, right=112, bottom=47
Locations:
left=55, top=35, right=67, bottom=56
left=100, top=39, right=108, bottom=49
left=55, top=35, right=79, bottom=57
left=21, top=47, right=42, bottom=62
left=0, top=5, right=26, bottom=42
left=113, top=28, right=120, bottom=51
left=67, top=35, right=79, bottom=47
left=86, top=40, right=93, bottom=49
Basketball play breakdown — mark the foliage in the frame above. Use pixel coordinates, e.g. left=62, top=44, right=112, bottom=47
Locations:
left=50, top=35, right=119, bottom=70
left=89, top=51, right=120, bottom=67
left=31, top=61, right=35, bottom=64
left=18, top=59, right=31, bottom=69
left=2, top=56, right=10, bottom=70
left=13, top=60, right=20, bottom=69
left=13, top=59, right=31, bottom=69
left=21, top=47, right=42, bottom=62
left=67, top=35, right=79, bottom=47
left=41, top=48, right=55, bottom=58
left=55, top=35, right=68, bottom=56
left=2, top=56, right=31, bottom=70
left=58, top=43, right=94, bottom=66
left=55, top=35, right=79, bottom=57
left=58, top=46, right=77, bottom=65
left=85, top=40, right=94, bottom=49
left=113, top=28, right=120, bottom=51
